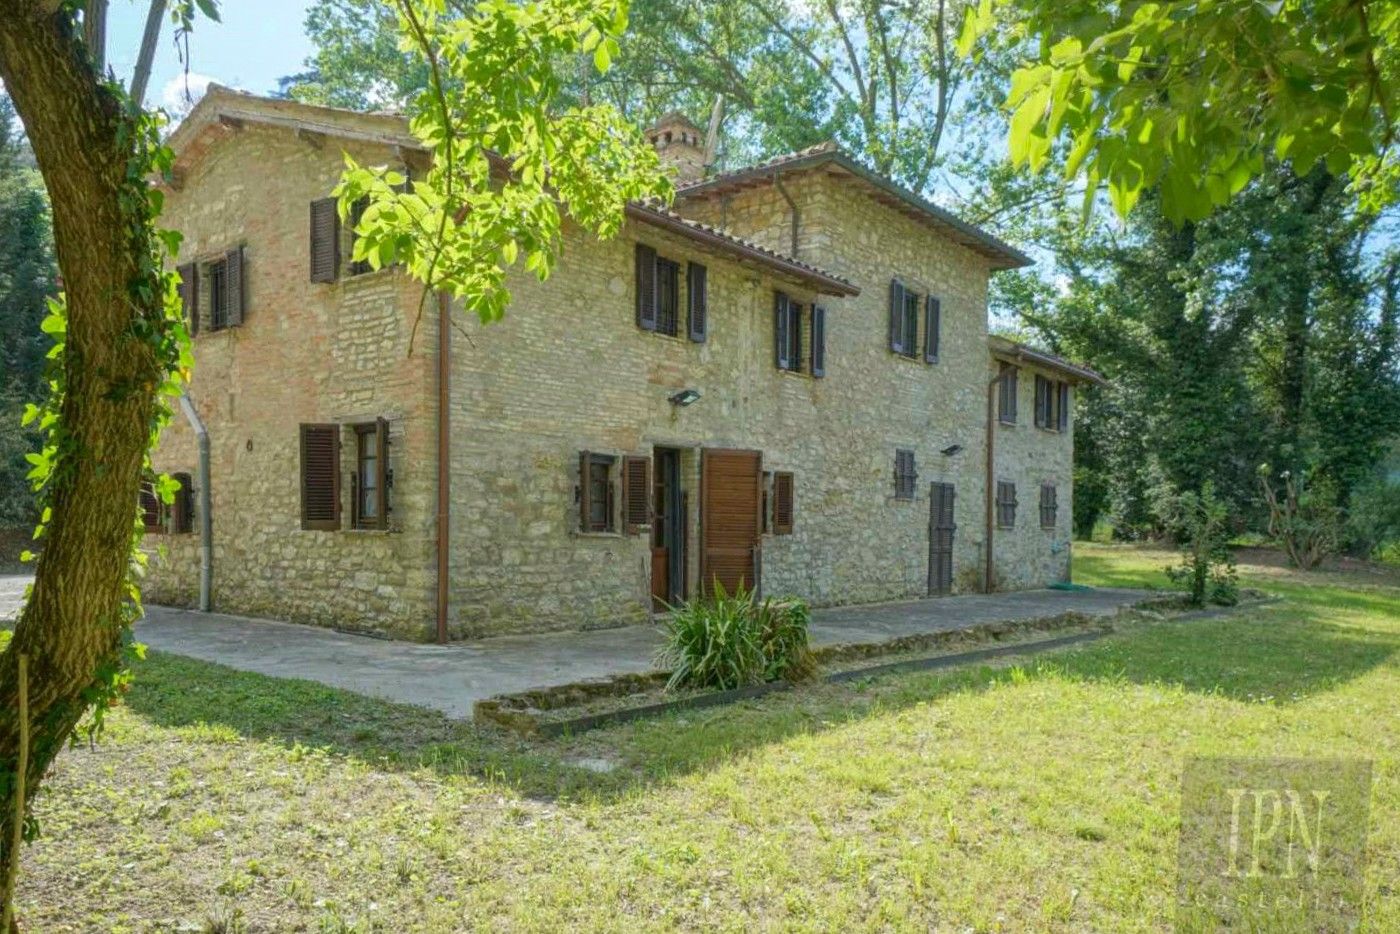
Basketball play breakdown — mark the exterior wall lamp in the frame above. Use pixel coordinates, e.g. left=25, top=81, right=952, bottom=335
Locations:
left=669, top=389, right=702, bottom=407
left=941, top=444, right=963, bottom=456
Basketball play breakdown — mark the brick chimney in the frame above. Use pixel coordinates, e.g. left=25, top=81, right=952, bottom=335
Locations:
left=646, top=112, right=706, bottom=183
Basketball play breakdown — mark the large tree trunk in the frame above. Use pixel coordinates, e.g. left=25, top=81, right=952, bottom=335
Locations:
left=0, top=0, right=166, bottom=916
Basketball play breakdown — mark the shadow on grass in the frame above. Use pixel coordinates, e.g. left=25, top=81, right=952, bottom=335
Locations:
left=121, top=596, right=1400, bottom=805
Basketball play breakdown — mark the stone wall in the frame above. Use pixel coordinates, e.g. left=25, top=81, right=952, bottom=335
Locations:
left=445, top=168, right=1017, bottom=636
left=143, top=121, right=439, bottom=640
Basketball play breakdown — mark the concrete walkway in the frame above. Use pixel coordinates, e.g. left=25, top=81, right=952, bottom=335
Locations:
left=3, top=574, right=1148, bottom=719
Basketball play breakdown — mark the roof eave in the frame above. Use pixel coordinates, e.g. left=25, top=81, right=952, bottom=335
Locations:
left=989, top=337, right=1106, bottom=386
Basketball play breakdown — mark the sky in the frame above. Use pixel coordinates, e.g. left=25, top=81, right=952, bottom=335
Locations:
left=107, top=0, right=314, bottom=112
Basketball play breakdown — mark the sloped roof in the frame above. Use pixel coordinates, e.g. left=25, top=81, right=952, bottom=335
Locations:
left=164, top=87, right=857, bottom=296
left=989, top=335, right=1105, bottom=385
left=675, top=142, right=1032, bottom=270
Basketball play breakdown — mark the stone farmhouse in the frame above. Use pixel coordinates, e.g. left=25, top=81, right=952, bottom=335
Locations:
left=141, top=86, right=1103, bottom=641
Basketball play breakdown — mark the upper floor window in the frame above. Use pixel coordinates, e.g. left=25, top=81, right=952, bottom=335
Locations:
left=774, top=291, right=826, bottom=377
left=893, top=449, right=917, bottom=500
left=353, top=419, right=391, bottom=530
left=177, top=246, right=244, bottom=336
left=888, top=278, right=940, bottom=364
left=636, top=243, right=706, bottom=342
left=1034, top=376, right=1071, bottom=431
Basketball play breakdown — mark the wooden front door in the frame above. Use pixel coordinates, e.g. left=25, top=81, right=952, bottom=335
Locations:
left=700, top=448, right=762, bottom=596
left=651, top=448, right=684, bottom=610
left=928, top=482, right=956, bottom=595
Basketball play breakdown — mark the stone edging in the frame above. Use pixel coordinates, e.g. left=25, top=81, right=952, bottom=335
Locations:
left=472, top=594, right=1274, bottom=736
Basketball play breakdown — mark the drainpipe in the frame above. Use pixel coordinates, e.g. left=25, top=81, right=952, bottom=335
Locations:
left=983, top=372, right=999, bottom=594
left=178, top=393, right=212, bottom=612
left=435, top=292, right=451, bottom=644
left=772, top=169, right=800, bottom=258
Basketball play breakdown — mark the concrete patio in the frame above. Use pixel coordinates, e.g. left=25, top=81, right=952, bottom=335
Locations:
left=2, top=574, right=1149, bottom=719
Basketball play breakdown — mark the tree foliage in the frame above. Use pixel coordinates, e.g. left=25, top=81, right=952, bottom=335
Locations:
left=963, top=0, right=1400, bottom=222
left=333, top=0, right=670, bottom=325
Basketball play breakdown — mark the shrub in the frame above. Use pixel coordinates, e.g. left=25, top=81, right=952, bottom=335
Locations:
left=755, top=597, right=817, bottom=683
left=658, top=584, right=815, bottom=691
left=1259, top=467, right=1341, bottom=569
left=1159, top=482, right=1238, bottom=607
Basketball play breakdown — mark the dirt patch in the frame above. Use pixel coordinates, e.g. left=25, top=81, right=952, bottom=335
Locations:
left=1232, top=546, right=1400, bottom=580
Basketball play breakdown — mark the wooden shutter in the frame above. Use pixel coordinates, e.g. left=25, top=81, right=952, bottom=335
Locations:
left=621, top=455, right=650, bottom=534
left=790, top=301, right=803, bottom=373
left=300, top=423, right=341, bottom=530
left=578, top=451, right=592, bottom=531
left=772, top=471, right=794, bottom=534
left=171, top=472, right=194, bottom=534
left=224, top=246, right=245, bottom=327
left=811, top=305, right=826, bottom=377
left=372, top=417, right=390, bottom=529
left=888, top=279, right=906, bottom=353
left=1034, top=376, right=1048, bottom=428
left=635, top=244, right=657, bottom=331
left=1040, top=484, right=1057, bottom=528
left=309, top=198, right=340, bottom=283
left=687, top=262, right=707, bottom=342
left=700, top=449, right=762, bottom=596
left=177, top=262, right=198, bottom=336
left=139, top=479, right=164, bottom=533
left=924, top=295, right=940, bottom=363
left=997, top=481, right=1017, bottom=528
left=774, top=292, right=791, bottom=370
left=895, top=449, right=916, bottom=499
left=1058, top=382, right=1070, bottom=431
left=999, top=364, right=1018, bottom=424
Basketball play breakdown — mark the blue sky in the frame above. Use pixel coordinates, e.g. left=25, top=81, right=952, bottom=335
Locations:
left=107, top=0, right=314, bottom=110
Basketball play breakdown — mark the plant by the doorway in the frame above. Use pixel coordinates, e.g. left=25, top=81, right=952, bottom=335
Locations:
left=658, top=585, right=815, bottom=692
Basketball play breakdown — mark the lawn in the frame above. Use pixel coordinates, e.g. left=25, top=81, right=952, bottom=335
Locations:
left=15, top=544, right=1400, bottom=931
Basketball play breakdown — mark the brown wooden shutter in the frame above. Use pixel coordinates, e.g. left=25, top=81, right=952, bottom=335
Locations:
left=999, top=364, right=1018, bottom=423
left=1034, top=376, right=1048, bottom=428
left=171, top=472, right=194, bottom=534
left=894, top=449, right=916, bottom=499
left=699, top=448, right=762, bottom=596
left=310, top=198, right=340, bottom=283
left=1058, top=382, right=1070, bottom=431
left=635, top=244, right=657, bottom=330
left=924, top=295, right=940, bottom=363
left=774, top=292, right=791, bottom=370
left=772, top=471, right=794, bottom=534
left=224, top=246, right=245, bottom=327
left=621, top=455, right=650, bottom=534
left=139, top=479, right=164, bottom=533
left=888, top=279, right=906, bottom=353
left=177, top=262, right=198, bottom=336
left=687, top=262, right=707, bottom=342
left=374, top=417, right=390, bottom=529
left=578, top=451, right=592, bottom=531
left=811, top=305, right=826, bottom=377
left=300, top=423, right=341, bottom=530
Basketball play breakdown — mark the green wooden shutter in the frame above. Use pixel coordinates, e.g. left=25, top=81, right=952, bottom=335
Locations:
left=225, top=246, right=245, bottom=327
left=888, top=279, right=905, bottom=353
left=923, top=295, right=940, bottom=363
left=687, top=262, right=707, bottom=342
left=774, top=292, right=791, bottom=370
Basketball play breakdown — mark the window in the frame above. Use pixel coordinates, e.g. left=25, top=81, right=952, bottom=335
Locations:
left=996, top=481, right=1018, bottom=528
left=1040, top=484, right=1058, bottom=529
left=773, top=471, right=794, bottom=534
left=893, top=449, right=917, bottom=500
left=170, top=472, right=194, bottom=534
left=998, top=363, right=1019, bottom=425
left=353, top=419, right=390, bottom=530
left=1034, top=376, right=1072, bottom=431
left=887, top=279, right=930, bottom=361
left=578, top=451, right=616, bottom=533
left=300, top=423, right=341, bottom=530
left=207, top=256, right=228, bottom=330
left=348, top=197, right=373, bottom=276
left=177, top=263, right=198, bottom=336
left=655, top=257, right=680, bottom=336
left=201, top=246, right=244, bottom=332
left=636, top=245, right=703, bottom=341
left=774, top=292, right=803, bottom=372
left=139, top=479, right=164, bottom=533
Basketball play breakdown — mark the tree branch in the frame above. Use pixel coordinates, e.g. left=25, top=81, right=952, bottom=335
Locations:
left=130, top=0, right=167, bottom=106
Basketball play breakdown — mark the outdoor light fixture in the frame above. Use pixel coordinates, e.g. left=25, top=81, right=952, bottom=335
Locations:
left=669, top=389, right=702, bottom=407
left=941, top=444, right=963, bottom=456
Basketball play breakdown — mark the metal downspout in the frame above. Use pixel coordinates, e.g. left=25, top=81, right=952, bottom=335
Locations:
left=178, top=393, right=212, bottom=611
left=436, top=292, right=451, bottom=644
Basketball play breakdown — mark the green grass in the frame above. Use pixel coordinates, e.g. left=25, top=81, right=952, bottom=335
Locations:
left=16, top=544, right=1400, bottom=931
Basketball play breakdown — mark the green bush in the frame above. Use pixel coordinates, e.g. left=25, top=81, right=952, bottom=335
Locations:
left=658, top=584, right=815, bottom=691
left=1159, top=482, right=1239, bottom=607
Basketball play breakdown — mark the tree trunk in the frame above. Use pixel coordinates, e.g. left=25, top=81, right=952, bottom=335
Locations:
left=0, top=0, right=167, bottom=916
